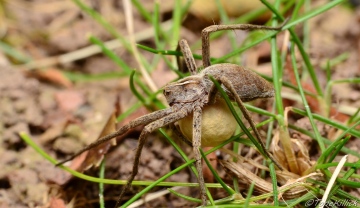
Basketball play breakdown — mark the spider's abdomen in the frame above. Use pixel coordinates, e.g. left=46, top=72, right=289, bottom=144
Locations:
left=202, top=63, right=274, bottom=102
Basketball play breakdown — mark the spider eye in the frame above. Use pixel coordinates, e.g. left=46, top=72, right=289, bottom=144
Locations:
left=163, top=90, right=171, bottom=96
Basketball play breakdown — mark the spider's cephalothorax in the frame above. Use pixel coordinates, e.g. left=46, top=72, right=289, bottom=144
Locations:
left=163, top=75, right=210, bottom=111
left=57, top=21, right=286, bottom=207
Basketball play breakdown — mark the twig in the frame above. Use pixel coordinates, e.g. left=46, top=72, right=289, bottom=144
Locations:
left=128, top=186, right=184, bottom=208
left=17, top=20, right=172, bottom=70
left=123, top=0, right=158, bottom=93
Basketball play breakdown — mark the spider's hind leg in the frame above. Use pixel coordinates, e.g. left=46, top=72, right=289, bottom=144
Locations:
left=171, top=123, right=193, bottom=147
left=201, top=21, right=287, bottom=68
left=218, top=76, right=283, bottom=170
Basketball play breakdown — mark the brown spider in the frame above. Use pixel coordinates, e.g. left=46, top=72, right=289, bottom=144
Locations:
left=57, top=21, right=286, bottom=207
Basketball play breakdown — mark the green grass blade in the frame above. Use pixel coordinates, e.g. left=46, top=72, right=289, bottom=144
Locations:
left=317, top=162, right=360, bottom=169
left=215, top=0, right=240, bottom=64
left=89, top=36, right=154, bottom=97
left=232, top=138, right=240, bottom=193
left=291, top=108, right=360, bottom=138
left=269, top=162, right=279, bottom=205
left=268, top=0, right=283, bottom=116
left=290, top=42, right=325, bottom=151
left=170, top=0, right=182, bottom=50
left=168, top=188, right=202, bottom=203
left=152, top=0, right=161, bottom=47
left=282, top=0, right=345, bottom=30
left=73, top=0, right=131, bottom=51
left=129, top=70, right=146, bottom=104
left=63, top=71, right=127, bottom=82
left=190, top=6, right=269, bottom=50
left=289, top=124, right=360, bottom=158
left=200, top=149, right=235, bottom=195
left=262, top=0, right=345, bottom=97
left=212, top=30, right=280, bottom=64
left=209, top=76, right=268, bottom=159
left=116, top=101, right=142, bottom=122
left=317, top=137, right=349, bottom=165
left=348, top=108, right=360, bottom=124
left=131, top=0, right=152, bottom=23
left=99, top=159, right=105, bottom=208
left=268, top=2, right=280, bottom=204
left=20, top=131, right=225, bottom=188
left=137, top=44, right=183, bottom=56
left=121, top=159, right=197, bottom=207
left=158, top=129, right=215, bottom=205
left=326, top=138, right=350, bottom=163
left=0, top=41, right=31, bottom=63
left=244, top=182, right=255, bottom=207
left=89, top=35, right=132, bottom=74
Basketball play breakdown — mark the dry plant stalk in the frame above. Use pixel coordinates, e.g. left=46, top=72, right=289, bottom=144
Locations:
left=57, top=20, right=287, bottom=207
left=220, top=148, right=320, bottom=201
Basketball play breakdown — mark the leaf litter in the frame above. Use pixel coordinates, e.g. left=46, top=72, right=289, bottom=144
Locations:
left=0, top=0, right=359, bottom=207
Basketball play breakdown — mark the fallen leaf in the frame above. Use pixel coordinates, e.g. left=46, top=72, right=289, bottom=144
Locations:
left=27, top=68, right=72, bottom=88
left=78, top=110, right=118, bottom=170
left=70, top=95, right=121, bottom=172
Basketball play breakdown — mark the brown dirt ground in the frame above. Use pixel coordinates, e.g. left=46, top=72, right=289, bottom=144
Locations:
left=0, top=1, right=359, bottom=207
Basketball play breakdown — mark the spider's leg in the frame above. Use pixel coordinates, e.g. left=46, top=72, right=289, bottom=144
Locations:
left=171, top=124, right=193, bottom=147
left=179, top=39, right=197, bottom=75
left=201, top=21, right=287, bottom=68
left=192, top=106, right=207, bottom=205
left=56, top=108, right=174, bottom=166
left=176, top=43, right=187, bottom=74
left=219, top=76, right=284, bottom=170
left=115, top=109, right=189, bottom=207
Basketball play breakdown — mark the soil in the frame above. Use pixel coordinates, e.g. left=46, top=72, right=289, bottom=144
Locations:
left=0, top=1, right=359, bottom=208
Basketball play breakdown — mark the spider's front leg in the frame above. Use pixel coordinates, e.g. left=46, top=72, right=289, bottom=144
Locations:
left=178, top=39, right=198, bottom=75
left=192, top=106, right=207, bottom=206
left=56, top=108, right=174, bottom=166
left=115, top=108, right=189, bottom=207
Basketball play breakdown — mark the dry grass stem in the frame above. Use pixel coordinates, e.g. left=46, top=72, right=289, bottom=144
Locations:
left=19, top=21, right=172, bottom=70
left=320, top=155, right=348, bottom=208
left=123, top=0, right=159, bottom=93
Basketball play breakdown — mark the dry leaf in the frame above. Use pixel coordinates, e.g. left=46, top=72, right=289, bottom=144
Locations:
left=79, top=110, right=118, bottom=170
left=271, top=128, right=313, bottom=176
left=27, top=68, right=72, bottom=88
left=72, top=96, right=121, bottom=172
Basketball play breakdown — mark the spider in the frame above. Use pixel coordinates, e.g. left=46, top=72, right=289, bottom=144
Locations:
left=57, top=21, right=286, bottom=207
